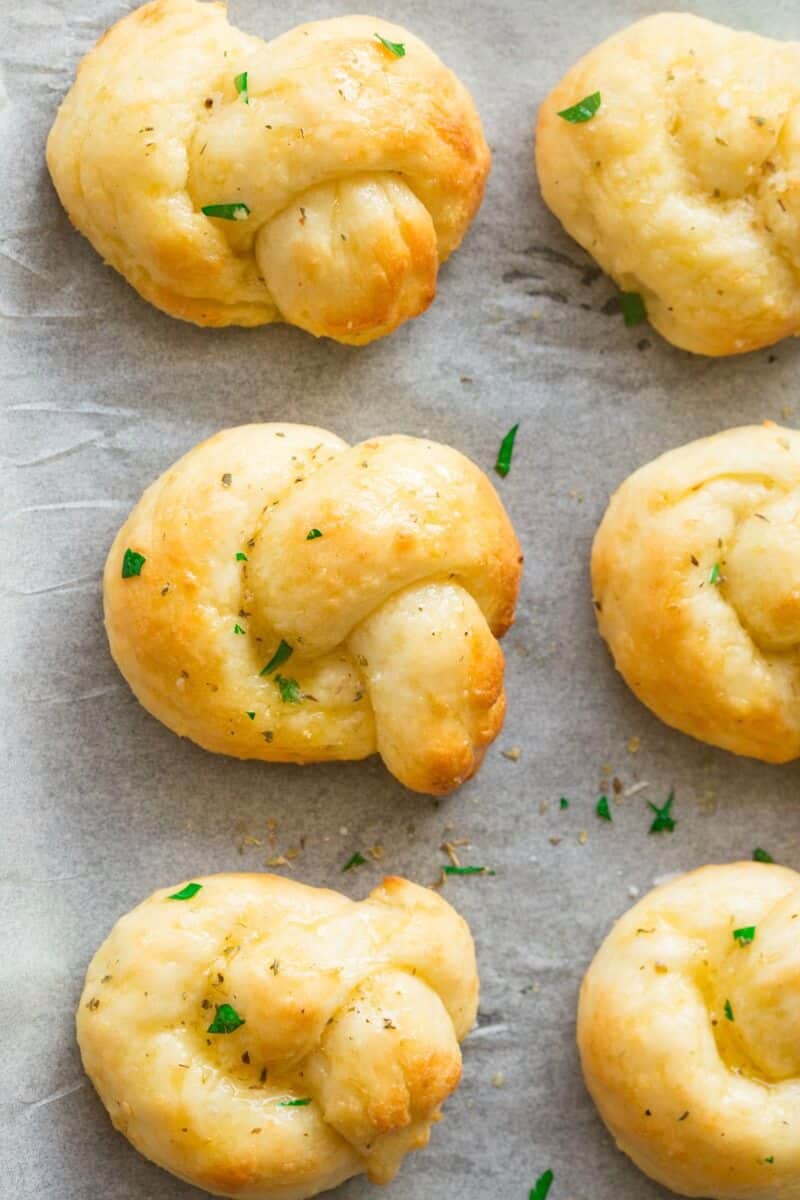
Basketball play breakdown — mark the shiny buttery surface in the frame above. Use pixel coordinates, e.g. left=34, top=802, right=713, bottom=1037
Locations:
left=103, top=424, right=521, bottom=794
left=537, top=13, right=800, bottom=356
left=78, top=874, right=477, bottom=1199
left=580, top=863, right=800, bottom=1198
left=46, top=0, right=489, bottom=343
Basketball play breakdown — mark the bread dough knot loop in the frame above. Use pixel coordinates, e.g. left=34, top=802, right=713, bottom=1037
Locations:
left=592, top=424, right=800, bottom=763
left=536, top=13, right=800, bottom=355
left=103, top=424, right=522, bottom=794
left=77, top=874, right=479, bottom=1200
left=46, top=0, right=490, bottom=343
left=579, top=863, right=800, bottom=1199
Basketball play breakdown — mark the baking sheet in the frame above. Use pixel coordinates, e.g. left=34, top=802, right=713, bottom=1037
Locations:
left=5, top=1, right=800, bottom=1197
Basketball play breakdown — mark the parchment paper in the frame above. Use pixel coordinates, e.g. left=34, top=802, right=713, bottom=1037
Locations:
left=5, top=1, right=800, bottom=1197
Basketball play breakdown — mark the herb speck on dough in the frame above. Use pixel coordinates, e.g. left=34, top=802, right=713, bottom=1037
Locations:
left=557, top=92, right=601, bottom=123
left=121, top=548, right=146, bottom=578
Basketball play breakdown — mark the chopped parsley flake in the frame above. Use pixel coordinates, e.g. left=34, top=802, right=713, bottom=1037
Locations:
left=168, top=881, right=202, bottom=901
left=557, top=91, right=601, bottom=123
left=530, top=1169, right=554, bottom=1200
left=236, top=552, right=248, bottom=562
left=559, top=797, right=570, bottom=810
left=596, top=795, right=612, bottom=821
left=201, top=202, right=251, bottom=221
left=374, top=32, right=406, bottom=57
left=261, top=639, right=293, bottom=675
left=765, top=1157, right=775, bottom=1164
left=495, top=422, right=519, bottom=477
left=245, top=711, right=255, bottom=720
left=233, top=623, right=246, bottom=635
left=753, top=847, right=774, bottom=863
left=709, top=562, right=721, bottom=585
left=275, top=674, right=301, bottom=703
left=234, top=70, right=249, bottom=103
left=733, top=925, right=756, bottom=946
left=207, top=1003, right=245, bottom=1034
left=306, top=528, right=323, bottom=540
left=620, top=291, right=647, bottom=327
left=343, top=851, right=367, bottom=871
left=724, top=999, right=734, bottom=1021
left=648, top=790, right=676, bottom=833
left=443, top=865, right=496, bottom=876
left=121, top=548, right=146, bottom=578
left=278, top=1097, right=311, bottom=1106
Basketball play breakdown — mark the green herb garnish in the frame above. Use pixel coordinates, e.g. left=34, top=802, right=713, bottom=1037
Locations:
left=374, top=32, right=406, bottom=57
left=443, top=865, right=496, bottom=876
left=753, top=847, right=774, bottom=863
left=236, top=552, right=248, bottom=562
left=121, top=548, right=146, bottom=578
left=278, top=1097, right=311, bottom=1107
left=246, top=711, right=255, bottom=720
left=234, top=623, right=246, bottom=635
left=201, top=202, right=251, bottom=221
left=596, top=795, right=612, bottom=821
left=648, top=790, right=676, bottom=833
left=709, top=563, right=721, bottom=585
left=234, top=70, right=249, bottom=104
left=765, top=1157, right=775, bottom=1164
left=620, top=291, right=647, bottom=327
left=275, top=674, right=301, bottom=703
left=724, top=999, right=734, bottom=1021
left=733, top=925, right=756, bottom=946
left=559, top=797, right=570, bottom=810
left=261, top=639, right=293, bottom=675
left=207, top=1003, right=245, bottom=1034
left=530, top=1169, right=554, bottom=1200
left=557, top=91, right=601, bottom=123
left=306, top=529, right=323, bottom=541
left=168, top=882, right=202, bottom=901
left=495, top=423, right=519, bottom=478
left=343, top=851, right=367, bottom=871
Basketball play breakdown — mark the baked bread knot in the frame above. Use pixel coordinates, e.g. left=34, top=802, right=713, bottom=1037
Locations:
left=536, top=13, right=800, bottom=356
left=46, top=0, right=489, bottom=344
left=104, top=424, right=522, bottom=794
left=579, top=862, right=800, bottom=1198
left=77, top=873, right=478, bottom=1200
left=592, top=424, right=800, bottom=763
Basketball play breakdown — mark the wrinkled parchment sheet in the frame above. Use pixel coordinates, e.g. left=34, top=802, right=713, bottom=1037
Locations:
left=4, top=1, right=800, bottom=1197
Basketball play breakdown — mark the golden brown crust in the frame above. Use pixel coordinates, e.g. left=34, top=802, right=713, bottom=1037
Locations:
left=46, top=0, right=489, bottom=344
left=536, top=13, right=800, bottom=356
left=78, top=873, right=478, bottom=1200
left=580, top=863, right=800, bottom=1197
left=592, top=423, right=800, bottom=762
left=104, top=424, right=522, bottom=793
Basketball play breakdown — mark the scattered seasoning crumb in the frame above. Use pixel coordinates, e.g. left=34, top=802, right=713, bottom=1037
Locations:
left=559, top=797, right=570, bottom=810
left=578, top=830, right=588, bottom=845
left=492, top=1071, right=506, bottom=1088
left=342, top=851, right=367, bottom=871
left=369, top=844, right=385, bottom=861
left=753, top=848, right=774, bottom=864
left=627, top=736, right=640, bottom=754
left=549, top=836, right=562, bottom=846
left=221, top=473, right=232, bottom=487
left=654, top=962, right=668, bottom=974
left=266, top=855, right=292, bottom=869
left=624, top=781, right=649, bottom=799
left=86, top=997, right=100, bottom=1012
left=502, top=746, right=522, bottom=761
left=540, top=799, right=549, bottom=815
left=724, top=999, right=734, bottom=1021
